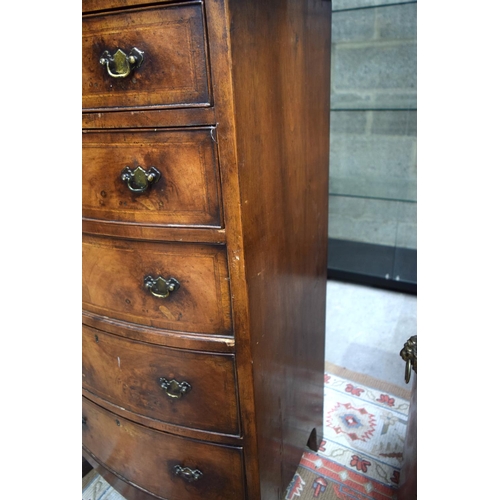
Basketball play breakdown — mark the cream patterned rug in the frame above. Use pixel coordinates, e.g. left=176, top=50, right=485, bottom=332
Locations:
left=285, top=362, right=410, bottom=500
left=83, top=469, right=126, bottom=500
left=83, top=363, right=411, bottom=500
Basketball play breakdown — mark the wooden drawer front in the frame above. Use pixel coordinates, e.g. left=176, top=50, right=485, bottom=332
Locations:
left=82, top=129, right=221, bottom=227
left=83, top=326, right=239, bottom=435
left=82, top=398, right=245, bottom=500
left=83, top=3, right=210, bottom=110
left=82, top=235, right=232, bottom=335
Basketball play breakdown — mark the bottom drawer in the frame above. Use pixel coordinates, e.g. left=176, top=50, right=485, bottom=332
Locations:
left=82, top=397, right=246, bottom=500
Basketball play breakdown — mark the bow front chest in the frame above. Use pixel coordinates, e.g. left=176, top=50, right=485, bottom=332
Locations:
left=82, top=1, right=331, bottom=498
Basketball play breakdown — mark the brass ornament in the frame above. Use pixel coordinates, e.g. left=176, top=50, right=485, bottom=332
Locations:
left=173, top=465, right=203, bottom=482
left=144, top=276, right=180, bottom=299
left=400, top=335, right=417, bottom=384
left=99, top=47, right=144, bottom=78
left=159, top=378, right=192, bottom=399
left=121, top=166, right=161, bottom=193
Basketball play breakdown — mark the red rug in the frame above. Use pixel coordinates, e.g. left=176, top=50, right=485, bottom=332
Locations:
left=285, top=363, right=411, bottom=500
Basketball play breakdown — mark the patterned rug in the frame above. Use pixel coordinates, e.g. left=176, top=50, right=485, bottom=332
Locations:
left=83, top=471, right=124, bottom=500
left=83, top=364, right=410, bottom=500
left=285, top=363, right=410, bottom=500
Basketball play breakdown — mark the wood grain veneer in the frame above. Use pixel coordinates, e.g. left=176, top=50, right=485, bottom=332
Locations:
left=82, top=397, right=245, bottom=500
left=82, top=234, right=232, bottom=335
left=83, top=326, right=239, bottom=435
left=83, top=2, right=211, bottom=110
left=82, top=128, right=222, bottom=227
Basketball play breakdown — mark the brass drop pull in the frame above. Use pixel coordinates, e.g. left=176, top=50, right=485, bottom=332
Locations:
left=144, top=276, right=180, bottom=298
left=121, top=166, right=161, bottom=193
left=400, top=335, right=417, bottom=384
left=159, top=378, right=192, bottom=399
left=174, top=465, right=203, bottom=483
left=99, top=47, right=144, bottom=78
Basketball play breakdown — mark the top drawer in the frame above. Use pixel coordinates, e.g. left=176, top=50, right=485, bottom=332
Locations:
left=82, top=2, right=211, bottom=111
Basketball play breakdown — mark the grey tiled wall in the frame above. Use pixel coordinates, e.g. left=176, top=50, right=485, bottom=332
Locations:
left=329, top=1, right=417, bottom=250
left=329, top=197, right=416, bottom=248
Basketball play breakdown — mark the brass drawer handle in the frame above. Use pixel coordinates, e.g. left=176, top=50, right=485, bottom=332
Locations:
left=174, top=465, right=203, bottom=482
left=159, top=378, right=192, bottom=399
left=99, top=47, right=144, bottom=78
left=144, top=276, right=180, bottom=299
left=121, top=166, right=161, bottom=193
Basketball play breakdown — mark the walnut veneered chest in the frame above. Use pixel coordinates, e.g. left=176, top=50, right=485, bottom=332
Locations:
left=82, top=1, right=331, bottom=499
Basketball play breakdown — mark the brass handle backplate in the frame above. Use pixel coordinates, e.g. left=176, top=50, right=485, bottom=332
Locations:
left=159, top=378, right=192, bottom=399
left=174, top=465, right=203, bottom=482
left=121, top=166, right=161, bottom=193
left=400, top=335, right=417, bottom=384
left=99, top=47, right=144, bottom=78
left=144, top=276, right=180, bottom=298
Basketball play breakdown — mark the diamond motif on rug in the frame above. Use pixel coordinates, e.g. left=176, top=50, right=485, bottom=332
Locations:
left=287, top=368, right=410, bottom=499
left=327, top=402, right=376, bottom=442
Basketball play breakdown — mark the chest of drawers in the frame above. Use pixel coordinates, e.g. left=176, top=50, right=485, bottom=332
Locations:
left=82, top=1, right=331, bottom=499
